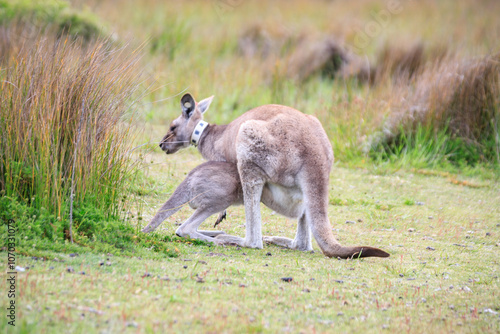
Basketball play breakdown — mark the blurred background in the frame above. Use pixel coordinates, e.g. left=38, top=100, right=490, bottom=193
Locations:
left=87, top=0, right=500, bottom=170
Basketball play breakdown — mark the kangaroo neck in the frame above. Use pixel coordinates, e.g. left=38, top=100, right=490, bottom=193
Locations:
left=196, top=123, right=229, bottom=162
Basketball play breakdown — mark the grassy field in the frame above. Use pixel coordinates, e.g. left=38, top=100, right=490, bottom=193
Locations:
left=1, top=0, right=500, bottom=333
left=2, top=149, right=500, bottom=333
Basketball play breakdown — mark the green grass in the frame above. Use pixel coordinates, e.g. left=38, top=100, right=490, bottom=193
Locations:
left=2, top=150, right=499, bottom=333
left=0, top=0, right=104, bottom=40
left=0, top=30, right=142, bottom=227
left=1, top=0, right=500, bottom=332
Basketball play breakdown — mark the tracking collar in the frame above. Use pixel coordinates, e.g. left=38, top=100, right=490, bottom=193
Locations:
left=191, top=120, right=209, bottom=147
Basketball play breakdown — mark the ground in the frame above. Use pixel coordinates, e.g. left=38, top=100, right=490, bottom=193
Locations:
left=3, top=149, right=499, bottom=333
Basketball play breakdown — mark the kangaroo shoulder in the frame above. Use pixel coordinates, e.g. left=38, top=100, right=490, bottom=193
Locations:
left=237, top=119, right=269, bottom=139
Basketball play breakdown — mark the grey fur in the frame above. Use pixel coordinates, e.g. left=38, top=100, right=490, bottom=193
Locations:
left=142, top=161, right=312, bottom=250
left=152, top=94, right=389, bottom=259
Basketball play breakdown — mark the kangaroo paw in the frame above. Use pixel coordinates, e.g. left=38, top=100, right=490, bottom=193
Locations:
left=213, top=210, right=227, bottom=228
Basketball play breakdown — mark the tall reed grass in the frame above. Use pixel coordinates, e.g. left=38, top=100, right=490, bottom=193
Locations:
left=0, top=28, right=142, bottom=222
left=369, top=55, right=500, bottom=166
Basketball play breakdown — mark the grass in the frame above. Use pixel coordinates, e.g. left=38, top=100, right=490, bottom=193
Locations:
left=2, top=149, right=499, bottom=333
left=79, top=0, right=500, bottom=166
left=0, top=28, right=142, bottom=225
left=0, top=16, right=150, bottom=258
left=0, top=0, right=105, bottom=41
left=369, top=54, right=500, bottom=167
left=1, top=0, right=500, bottom=332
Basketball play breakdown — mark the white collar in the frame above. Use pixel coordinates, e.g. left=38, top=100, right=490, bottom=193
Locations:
left=190, top=120, right=209, bottom=147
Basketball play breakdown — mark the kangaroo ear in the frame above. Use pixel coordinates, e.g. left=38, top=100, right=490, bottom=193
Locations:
left=181, top=93, right=196, bottom=118
left=197, top=95, right=214, bottom=114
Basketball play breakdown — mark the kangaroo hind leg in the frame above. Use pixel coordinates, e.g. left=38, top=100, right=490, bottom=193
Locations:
left=176, top=207, right=225, bottom=243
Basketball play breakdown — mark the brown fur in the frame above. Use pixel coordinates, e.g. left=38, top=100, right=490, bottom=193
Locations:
left=158, top=94, right=389, bottom=259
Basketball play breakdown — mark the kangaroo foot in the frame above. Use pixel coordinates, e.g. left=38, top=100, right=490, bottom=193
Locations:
left=198, top=230, right=226, bottom=237
left=215, top=234, right=248, bottom=248
left=263, top=236, right=313, bottom=251
left=263, top=236, right=292, bottom=248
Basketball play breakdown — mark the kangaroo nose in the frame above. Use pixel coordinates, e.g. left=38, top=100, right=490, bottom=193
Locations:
left=159, top=142, right=169, bottom=153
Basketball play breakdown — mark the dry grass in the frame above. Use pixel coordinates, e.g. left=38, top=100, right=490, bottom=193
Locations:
left=369, top=54, right=500, bottom=164
left=285, top=35, right=349, bottom=81
left=0, top=26, right=142, bottom=219
left=238, top=23, right=296, bottom=60
left=371, top=42, right=426, bottom=85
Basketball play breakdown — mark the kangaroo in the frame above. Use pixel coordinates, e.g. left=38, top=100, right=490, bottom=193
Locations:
left=141, top=161, right=239, bottom=241
left=142, top=161, right=314, bottom=251
left=155, top=93, right=389, bottom=259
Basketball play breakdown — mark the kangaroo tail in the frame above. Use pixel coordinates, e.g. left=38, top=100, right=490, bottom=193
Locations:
left=141, top=179, right=190, bottom=233
left=301, top=171, right=390, bottom=259
left=321, top=244, right=390, bottom=259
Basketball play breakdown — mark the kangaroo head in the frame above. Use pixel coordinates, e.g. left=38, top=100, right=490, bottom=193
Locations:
left=159, top=93, right=214, bottom=154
